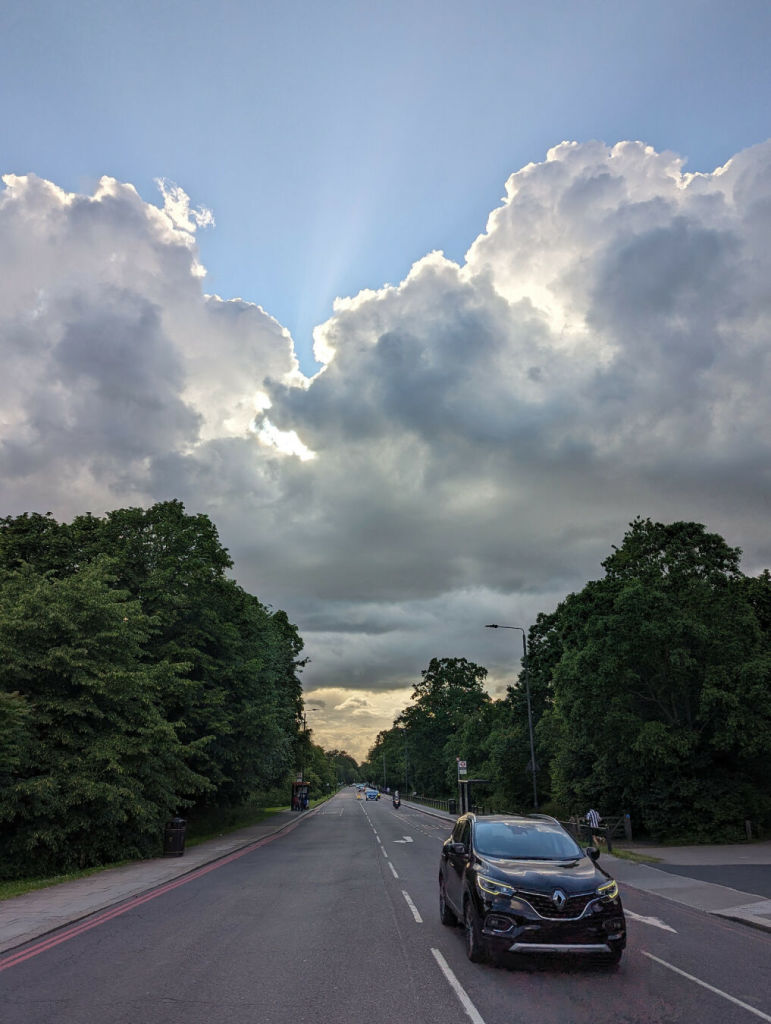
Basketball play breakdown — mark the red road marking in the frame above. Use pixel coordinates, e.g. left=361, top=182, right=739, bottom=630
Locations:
left=0, top=812, right=312, bottom=973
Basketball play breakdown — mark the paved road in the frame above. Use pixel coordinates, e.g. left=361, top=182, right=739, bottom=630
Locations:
left=2, top=790, right=770, bottom=1024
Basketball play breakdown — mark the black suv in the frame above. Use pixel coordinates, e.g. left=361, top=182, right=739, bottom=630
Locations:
left=439, top=813, right=626, bottom=965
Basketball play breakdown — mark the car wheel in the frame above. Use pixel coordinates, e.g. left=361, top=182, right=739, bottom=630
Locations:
left=464, top=899, right=486, bottom=963
left=439, top=878, right=457, bottom=926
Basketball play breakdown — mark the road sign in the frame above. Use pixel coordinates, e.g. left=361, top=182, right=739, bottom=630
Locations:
left=457, top=760, right=467, bottom=776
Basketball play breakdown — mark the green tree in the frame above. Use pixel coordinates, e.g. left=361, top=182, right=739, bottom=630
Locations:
left=0, top=501, right=308, bottom=876
left=537, top=519, right=771, bottom=839
left=398, top=657, right=490, bottom=796
left=326, top=749, right=360, bottom=785
left=360, top=727, right=407, bottom=791
left=0, top=559, right=209, bottom=878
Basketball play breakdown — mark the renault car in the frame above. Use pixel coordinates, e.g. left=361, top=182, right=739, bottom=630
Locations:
left=438, top=813, right=626, bottom=965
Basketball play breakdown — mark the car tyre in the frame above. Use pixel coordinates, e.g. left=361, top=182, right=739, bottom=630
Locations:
left=439, top=879, right=457, bottom=926
left=604, top=946, right=623, bottom=967
left=464, top=900, right=486, bottom=963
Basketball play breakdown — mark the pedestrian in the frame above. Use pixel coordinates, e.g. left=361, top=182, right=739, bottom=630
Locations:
left=586, top=807, right=602, bottom=846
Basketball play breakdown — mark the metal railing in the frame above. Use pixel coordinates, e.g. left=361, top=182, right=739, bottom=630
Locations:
left=561, top=816, right=614, bottom=853
left=409, top=794, right=452, bottom=813
left=404, top=794, right=624, bottom=850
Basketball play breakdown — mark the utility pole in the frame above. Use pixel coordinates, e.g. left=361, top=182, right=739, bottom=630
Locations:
left=300, top=707, right=320, bottom=782
left=485, top=624, right=539, bottom=809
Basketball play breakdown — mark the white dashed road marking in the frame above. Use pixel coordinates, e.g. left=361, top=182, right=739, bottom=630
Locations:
left=401, top=890, right=423, bottom=923
left=388, top=862, right=399, bottom=879
left=642, top=952, right=771, bottom=1022
left=431, top=948, right=486, bottom=1024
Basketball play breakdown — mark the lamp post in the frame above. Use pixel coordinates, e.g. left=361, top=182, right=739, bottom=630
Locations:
left=300, top=707, right=321, bottom=782
left=485, top=624, right=539, bottom=809
left=398, top=724, right=409, bottom=794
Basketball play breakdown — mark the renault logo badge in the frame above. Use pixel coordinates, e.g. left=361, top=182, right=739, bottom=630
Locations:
left=551, top=888, right=567, bottom=910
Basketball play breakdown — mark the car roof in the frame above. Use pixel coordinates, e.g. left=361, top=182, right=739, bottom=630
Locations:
left=466, top=813, right=564, bottom=829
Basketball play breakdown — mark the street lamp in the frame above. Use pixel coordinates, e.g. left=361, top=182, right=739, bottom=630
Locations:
left=300, top=707, right=321, bottom=782
left=485, top=624, right=539, bottom=809
left=397, top=724, right=409, bottom=794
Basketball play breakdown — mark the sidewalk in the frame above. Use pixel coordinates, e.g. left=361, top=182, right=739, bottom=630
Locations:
left=405, top=801, right=771, bottom=934
left=603, top=841, right=771, bottom=933
left=0, top=807, right=314, bottom=956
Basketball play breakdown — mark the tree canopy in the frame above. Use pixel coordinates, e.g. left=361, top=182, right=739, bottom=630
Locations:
left=361, top=520, right=771, bottom=841
left=540, top=519, right=771, bottom=839
left=0, top=502, right=308, bottom=878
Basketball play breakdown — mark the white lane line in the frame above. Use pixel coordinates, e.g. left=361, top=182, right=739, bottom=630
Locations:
left=402, top=890, right=423, bottom=923
left=626, top=911, right=677, bottom=933
left=642, top=952, right=771, bottom=1022
left=380, top=845, right=389, bottom=859
left=431, top=948, right=486, bottom=1024
left=388, top=861, right=399, bottom=879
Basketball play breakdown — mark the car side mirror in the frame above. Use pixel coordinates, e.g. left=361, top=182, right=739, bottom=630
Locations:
left=450, top=842, right=467, bottom=856
left=586, top=846, right=600, bottom=862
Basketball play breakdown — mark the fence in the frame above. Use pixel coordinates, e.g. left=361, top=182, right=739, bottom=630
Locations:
left=408, top=794, right=452, bottom=813
left=405, top=794, right=629, bottom=852
left=561, top=815, right=629, bottom=853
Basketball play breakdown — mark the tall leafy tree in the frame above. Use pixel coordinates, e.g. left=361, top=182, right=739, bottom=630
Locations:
left=325, top=750, right=359, bottom=785
left=398, top=657, right=490, bottom=795
left=0, top=501, right=307, bottom=877
left=537, top=519, right=771, bottom=839
left=0, top=558, right=209, bottom=877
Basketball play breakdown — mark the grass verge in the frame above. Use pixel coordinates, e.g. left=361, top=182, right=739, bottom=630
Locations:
left=0, top=861, right=135, bottom=901
left=0, top=795, right=335, bottom=902
left=609, top=847, right=662, bottom=864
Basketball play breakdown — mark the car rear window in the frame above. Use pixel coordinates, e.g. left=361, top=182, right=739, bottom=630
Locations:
left=474, top=821, right=582, bottom=860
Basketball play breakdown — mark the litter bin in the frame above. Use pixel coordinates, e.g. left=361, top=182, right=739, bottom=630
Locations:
left=163, top=817, right=187, bottom=857
left=448, top=799, right=457, bottom=815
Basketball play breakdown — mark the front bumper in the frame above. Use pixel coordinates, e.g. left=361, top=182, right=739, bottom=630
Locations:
left=479, top=895, right=626, bottom=956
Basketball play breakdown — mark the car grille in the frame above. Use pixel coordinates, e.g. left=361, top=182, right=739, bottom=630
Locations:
left=519, top=890, right=597, bottom=920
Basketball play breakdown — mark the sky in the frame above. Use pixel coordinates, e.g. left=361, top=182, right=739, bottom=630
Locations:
left=2, top=1, right=771, bottom=760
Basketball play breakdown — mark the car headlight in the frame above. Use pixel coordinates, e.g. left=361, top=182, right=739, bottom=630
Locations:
left=597, top=879, right=619, bottom=901
left=476, top=874, right=517, bottom=898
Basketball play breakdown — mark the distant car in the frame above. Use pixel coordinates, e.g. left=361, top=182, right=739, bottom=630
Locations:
left=365, top=788, right=380, bottom=800
left=439, top=813, right=626, bottom=965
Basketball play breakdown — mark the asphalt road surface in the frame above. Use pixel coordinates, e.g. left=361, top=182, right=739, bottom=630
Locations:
left=2, top=790, right=770, bottom=1024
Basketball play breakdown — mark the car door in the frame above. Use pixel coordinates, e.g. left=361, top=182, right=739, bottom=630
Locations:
left=445, top=818, right=471, bottom=912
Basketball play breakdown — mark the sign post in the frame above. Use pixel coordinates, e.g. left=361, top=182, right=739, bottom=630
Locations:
left=457, top=759, right=468, bottom=813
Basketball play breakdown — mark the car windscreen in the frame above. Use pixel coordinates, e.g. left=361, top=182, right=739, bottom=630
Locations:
left=474, top=821, right=582, bottom=860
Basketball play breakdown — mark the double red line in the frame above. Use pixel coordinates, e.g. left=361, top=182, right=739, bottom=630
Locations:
left=0, top=811, right=310, bottom=973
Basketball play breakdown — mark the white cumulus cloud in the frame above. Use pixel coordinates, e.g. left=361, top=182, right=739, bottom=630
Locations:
left=2, top=141, right=771, bottom=758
